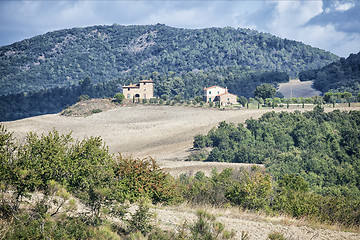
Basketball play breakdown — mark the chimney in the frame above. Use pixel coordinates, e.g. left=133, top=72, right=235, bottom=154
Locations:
left=225, top=87, right=228, bottom=93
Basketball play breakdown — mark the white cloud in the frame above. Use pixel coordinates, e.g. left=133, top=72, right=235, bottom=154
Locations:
left=334, top=1, right=355, bottom=12
left=268, top=0, right=323, bottom=35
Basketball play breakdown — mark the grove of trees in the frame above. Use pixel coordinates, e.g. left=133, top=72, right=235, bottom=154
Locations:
left=193, top=107, right=360, bottom=199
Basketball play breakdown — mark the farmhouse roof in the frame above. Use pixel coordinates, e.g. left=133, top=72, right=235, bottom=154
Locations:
left=123, top=83, right=139, bottom=88
left=139, top=79, right=154, bottom=83
left=217, top=92, right=237, bottom=97
left=203, top=85, right=226, bottom=91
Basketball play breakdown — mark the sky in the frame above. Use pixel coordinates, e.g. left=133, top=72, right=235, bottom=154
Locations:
left=0, top=0, right=359, bottom=57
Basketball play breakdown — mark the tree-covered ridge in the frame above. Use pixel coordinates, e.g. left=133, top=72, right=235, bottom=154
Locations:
left=0, top=24, right=338, bottom=96
left=299, top=51, right=360, bottom=94
left=193, top=107, right=360, bottom=199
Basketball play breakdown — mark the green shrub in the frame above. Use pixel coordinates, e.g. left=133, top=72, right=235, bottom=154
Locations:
left=268, top=232, right=287, bottom=240
left=127, top=199, right=153, bottom=235
left=77, top=94, right=90, bottom=102
left=92, top=108, right=102, bottom=114
left=114, top=93, right=125, bottom=103
left=113, top=155, right=181, bottom=203
left=189, top=210, right=235, bottom=240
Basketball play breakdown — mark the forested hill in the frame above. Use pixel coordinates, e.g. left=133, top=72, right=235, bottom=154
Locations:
left=0, top=24, right=338, bottom=96
left=299, top=51, right=360, bottom=94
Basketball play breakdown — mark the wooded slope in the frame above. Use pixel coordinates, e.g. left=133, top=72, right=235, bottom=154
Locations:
left=0, top=24, right=339, bottom=96
left=299, top=51, right=360, bottom=94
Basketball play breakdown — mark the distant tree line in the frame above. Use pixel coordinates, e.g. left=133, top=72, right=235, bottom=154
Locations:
left=0, top=76, right=120, bottom=121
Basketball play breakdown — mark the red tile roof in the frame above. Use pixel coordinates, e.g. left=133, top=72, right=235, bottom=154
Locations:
left=203, top=85, right=226, bottom=91
left=217, top=92, right=237, bottom=97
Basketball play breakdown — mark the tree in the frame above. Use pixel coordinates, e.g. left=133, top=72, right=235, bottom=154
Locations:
left=323, top=92, right=333, bottom=103
left=238, top=96, right=247, bottom=107
left=114, top=93, right=125, bottom=103
left=254, top=84, right=276, bottom=99
left=79, top=76, right=92, bottom=89
left=77, top=94, right=89, bottom=102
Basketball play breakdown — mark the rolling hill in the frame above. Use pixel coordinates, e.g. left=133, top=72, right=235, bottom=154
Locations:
left=0, top=24, right=339, bottom=96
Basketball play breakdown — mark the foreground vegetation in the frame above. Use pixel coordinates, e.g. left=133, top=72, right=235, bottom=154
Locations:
left=1, top=107, right=360, bottom=239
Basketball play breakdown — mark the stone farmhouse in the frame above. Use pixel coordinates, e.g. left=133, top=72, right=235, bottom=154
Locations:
left=122, top=80, right=154, bottom=100
left=203, top=85, right=238, bottom=106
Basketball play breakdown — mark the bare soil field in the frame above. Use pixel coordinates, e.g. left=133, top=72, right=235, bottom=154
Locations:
left=278, top=79, right=321, bottom=98
left=3, top=104, right=360, bottom=175
left=3, top=104, right=360, bottom=239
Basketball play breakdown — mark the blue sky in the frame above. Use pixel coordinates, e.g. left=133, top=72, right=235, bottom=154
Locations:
left=0, top=0, right=359, bottom=57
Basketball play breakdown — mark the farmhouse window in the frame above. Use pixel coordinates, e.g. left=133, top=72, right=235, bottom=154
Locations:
left=209, top=91, right=211, bottom=94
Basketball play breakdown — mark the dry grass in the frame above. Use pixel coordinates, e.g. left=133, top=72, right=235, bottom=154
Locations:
left=153, top=202, right=360, bottom=240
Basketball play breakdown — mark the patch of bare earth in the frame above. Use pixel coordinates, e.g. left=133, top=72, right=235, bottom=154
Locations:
left=60, top=98, right=118, bottom=117
left=3, top=104, right=360, bottom=239
left=278, top=79, right=322, bottom=98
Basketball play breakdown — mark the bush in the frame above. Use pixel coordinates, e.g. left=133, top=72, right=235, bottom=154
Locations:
left=114, top=93, right=125, bottom=103
left=268, top=232, right=287, bottom=240
left=193, top=134, right=208, bottom=149
left=92, top=109, right=102, bottom=114
left=127, top=199, right=153, bottom=235
left=113, top=155, right=181, bottom=203
left=189, top=210, right=235, bottom=240
left=77, top=94, right=90, bottom=102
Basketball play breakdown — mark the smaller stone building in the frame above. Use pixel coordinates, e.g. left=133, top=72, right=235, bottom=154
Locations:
left=203, top=85, right=238, bottom=106
left=122, top=80, right=154, bottom=100
left=216, top=92, right=238, bottom=106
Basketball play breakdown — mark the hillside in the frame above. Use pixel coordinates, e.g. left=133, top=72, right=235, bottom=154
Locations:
left=0, top=24, right=339, bottom=96
left=2, top=105, right=360, bottom=239
left=299, top=51, right=360, bottom=94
